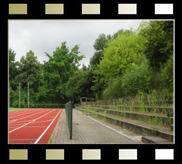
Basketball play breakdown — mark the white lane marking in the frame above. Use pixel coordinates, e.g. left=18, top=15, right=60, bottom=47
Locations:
left=9, top=110, right=47, bottom=123
left=9, top=118, right=54, bottom=124
left=9, top=119, right=36, bottom=124
left=9, top=109, right=43, bottom=120
left=9, top=109, right=43, bottom=115
left=9, top=110, right=35, bottom=119
left=9, top=108, right=29, bottom=114
left=34, top=110, right=61, bottom=144
left=87, top=116, right=135, bottom=141
left=29, top=119, right=53, bottom=123
left=9, top=110, right=40, bottom=119
left=9, top=126, right=48, bottom=128
left=9, top=110, right=55, bottom=133
left=9, top=139, right=37, bottom=140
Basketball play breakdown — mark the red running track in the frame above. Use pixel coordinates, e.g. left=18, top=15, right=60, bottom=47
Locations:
left=9, top=108, right=63, bottom=144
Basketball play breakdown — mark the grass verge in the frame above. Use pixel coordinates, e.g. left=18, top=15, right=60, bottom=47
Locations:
left=9, top=107, right=26, bottom=111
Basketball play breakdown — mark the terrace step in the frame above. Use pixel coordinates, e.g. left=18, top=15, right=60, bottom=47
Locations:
left=84, top=108, right=173, bottom=127
left=75, top=108, right=173, bottom=142
left=122, top=101, right=173, bottom=106
left=142, top=136, right=172, bottom=144
left=88, top=100, right=173, bottom=106
left=90, top=105, right=173, bottom=114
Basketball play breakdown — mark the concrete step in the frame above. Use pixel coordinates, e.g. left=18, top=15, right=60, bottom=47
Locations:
left=81, top=107, right=173, bottom=127
left=87, top=100, right=173, bottom=106
left=142, top=136, right=172, bottom=144
left=90, top=105, right=173, bottom=114
left=87, top=108, right=173, bottom=127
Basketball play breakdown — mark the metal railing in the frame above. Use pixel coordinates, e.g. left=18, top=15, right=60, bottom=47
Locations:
left=65, top=102, right=73, bottom=139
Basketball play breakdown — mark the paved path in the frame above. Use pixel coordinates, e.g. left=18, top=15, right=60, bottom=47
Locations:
left=52, top=109, right=142, bottom=144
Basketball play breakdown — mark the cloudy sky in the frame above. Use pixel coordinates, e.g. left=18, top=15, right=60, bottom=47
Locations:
left=9, top=20, right=143, bottom=66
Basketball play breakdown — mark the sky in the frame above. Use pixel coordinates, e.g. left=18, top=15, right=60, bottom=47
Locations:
left=9, top=20, right=143, bottom=66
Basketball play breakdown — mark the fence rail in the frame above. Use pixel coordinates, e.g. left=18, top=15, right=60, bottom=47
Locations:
left=30, top=104, right=65, bottom=108
left=65, top=102, right=73, bottom=139
left=10, top=104, right=65, bottom=108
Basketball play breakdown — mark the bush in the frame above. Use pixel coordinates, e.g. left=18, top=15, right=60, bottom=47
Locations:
left=101, top=57, right=153, bottom=99
left=101, top=77, right=123, bottom=100
left=160, top=55, right=173, bottom=93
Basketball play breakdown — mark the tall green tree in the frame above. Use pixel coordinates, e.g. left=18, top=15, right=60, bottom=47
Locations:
left=112, top=29, right=133, bottom=40
left=90, top=34, right=109, bottom=99
left=139, top=21, right=173, bottom=71
left=15, top=50, right=41, bottom=91
left=38, top=42, right=84, bottom=103
left=66, top=65, right=94, bottom=102
left=99, top=32, right=146, bottom=78
left=10, top=50, right=41, bottom=106
left=9, top=48, right=19, bottom=106
left=9, top=48, right=19, bottom=89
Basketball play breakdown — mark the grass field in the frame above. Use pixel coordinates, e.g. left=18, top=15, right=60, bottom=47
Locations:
left=9, top=107, right=26, bottom=111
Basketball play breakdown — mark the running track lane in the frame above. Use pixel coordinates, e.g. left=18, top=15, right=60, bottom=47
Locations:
left=9, top=109, right=63, bottom=144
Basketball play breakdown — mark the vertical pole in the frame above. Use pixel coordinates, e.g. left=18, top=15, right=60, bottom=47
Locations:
left=70, top=102, right=73, bottom=139
left=9, top=82, right=10, bottom=108
left=19, top=83, right=21, bottom=108
left=28, top=81, right=29, bottom=108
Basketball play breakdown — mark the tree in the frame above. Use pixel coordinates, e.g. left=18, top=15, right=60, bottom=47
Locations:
left=9, top=48, right=19, bottom=89
left=119, top=57, right=153, bottom=96
left=90, top=34, right=109, bottom=99
left=112, top=29, right=133, bottom=40
left=160, top=55, right=173, bottom=92
left=90, top=67, right=106, bottom=100
left=38, top=42, right=84, bottom=103
left=139, top=21, right=173, bottom=71
left=93, top=34, right=107, bottom=52
left=66, top=66, right=95, bottom=102
left=15, top=50, right=41, bottom=91
left=98, top=32, right=146, bottom=78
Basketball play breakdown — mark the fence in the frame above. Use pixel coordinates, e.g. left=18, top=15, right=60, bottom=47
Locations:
left=65, top=102, right=73, bottom=139
left=80, top=97, right=95, bottom=105
left=29, top=104, right=65, bottom=108
left=9, top=103, right=65, bottom=108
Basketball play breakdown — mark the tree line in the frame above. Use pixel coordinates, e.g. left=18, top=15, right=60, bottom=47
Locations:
left=9, top=21, right=173, bottom=107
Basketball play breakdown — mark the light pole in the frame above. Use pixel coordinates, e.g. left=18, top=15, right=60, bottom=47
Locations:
left=9, top=82, right=10, bottom=108
left=19, top=83, right=21, bottom=108
left=28, top=81, right=29, bottom=108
